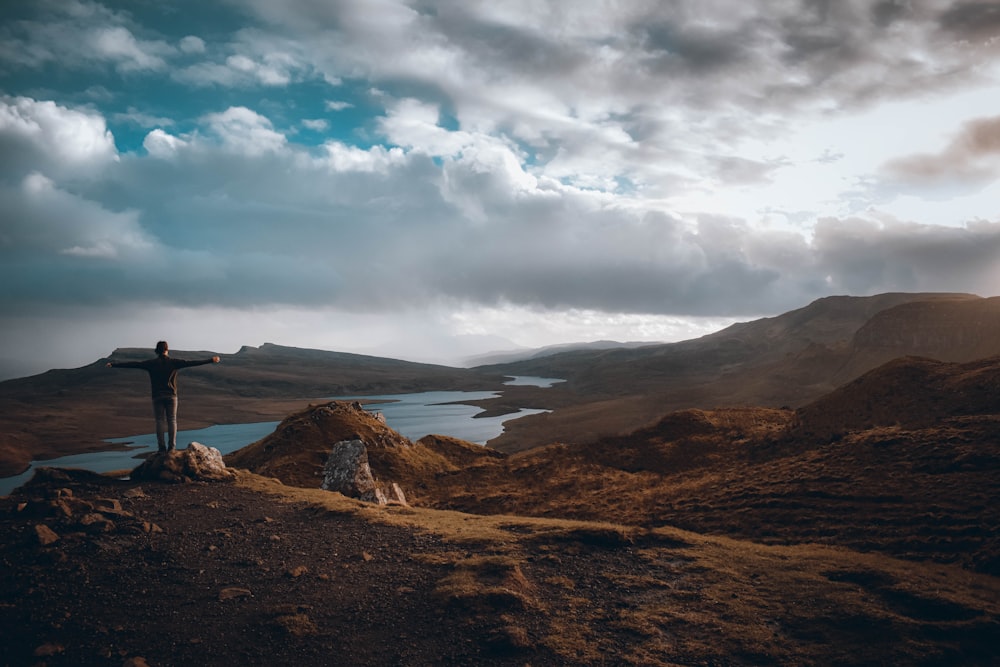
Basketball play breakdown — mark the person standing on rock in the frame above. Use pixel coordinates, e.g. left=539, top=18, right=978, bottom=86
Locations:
left=107, top=341, right=220, bottom=453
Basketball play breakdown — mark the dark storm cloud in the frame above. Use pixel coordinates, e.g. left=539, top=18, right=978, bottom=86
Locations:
left=883, top=115, right=1000, bottom=186
left=938, top=1, right=1000, bottom=40
left=635, top=19, right=752, bottom=74
left=813, top=217, right=1000, bottom=295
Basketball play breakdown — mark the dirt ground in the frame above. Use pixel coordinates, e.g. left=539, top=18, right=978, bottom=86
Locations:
left=3, top=468, right=999, bottom=667
left=1, top=472, right=554, bottom=667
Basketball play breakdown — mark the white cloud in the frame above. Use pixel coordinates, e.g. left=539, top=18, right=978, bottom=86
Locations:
left=179, top=35, right=206, bottom=54
left=224, top=53, right=294, bottom=85
left=142, top=128, right=188, bottom=158
left=173, top=28, right=310, bottom=88
left=317, top=142, right=405, bottom=172
left=202, top=107, right=287, bottom=156
left=87, top=25, right=172, bottom=72
left=113, top=107, right=175, bottom=129
left=60, top=239, right=119, bottom=258
left=301, top=118, right=329, bottom=132
left=0, top=96, right=118, bottom=176
left=1, top=171, right=155, bottom=261
left=0, top=0, right=169, bottom=72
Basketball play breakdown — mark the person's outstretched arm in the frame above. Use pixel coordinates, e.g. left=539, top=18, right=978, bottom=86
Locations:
left=173, top=356, right=221, bottom=368
left=106, top=360, right=146, bottom=369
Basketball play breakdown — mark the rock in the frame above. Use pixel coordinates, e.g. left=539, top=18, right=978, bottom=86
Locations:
left=33, top=642, right=64, bottom=657
left=386, top=482, right=408, bottom=506
left=92, top=498, right=124, bottom=513
left=320, top=439, right=411, bottom=505
left=78, top=512, right=116, bottom=533
left=184, top=442, right=232, bottom=480
left=131, top=443, right=234, bottom=484
left=34, top=523, right=60, bottom=546
left=273, top=613, right=318, bottom=637
left=123, top=657, right=151, bottom=667
left=50, top=498, right=75, bottom=518
left=219, top=586, right=253, bottom=601
left=321, top=440, right=377, bottom=499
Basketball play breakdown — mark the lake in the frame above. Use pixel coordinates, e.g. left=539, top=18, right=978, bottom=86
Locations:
left=0, top=376, right=562, bottom=495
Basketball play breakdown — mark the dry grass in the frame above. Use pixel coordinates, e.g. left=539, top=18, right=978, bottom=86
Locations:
left=235, top=470, right=1000, bottom=665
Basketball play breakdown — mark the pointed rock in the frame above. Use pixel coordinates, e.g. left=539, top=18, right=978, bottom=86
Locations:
left=34, top=523, right=60, bottom=546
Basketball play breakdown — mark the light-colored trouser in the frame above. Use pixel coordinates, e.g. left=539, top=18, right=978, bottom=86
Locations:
left=152, top=396, right=179, bottom=450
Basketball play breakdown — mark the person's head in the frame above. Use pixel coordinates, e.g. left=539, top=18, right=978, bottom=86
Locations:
left=155, top=341, right=169, bottom=356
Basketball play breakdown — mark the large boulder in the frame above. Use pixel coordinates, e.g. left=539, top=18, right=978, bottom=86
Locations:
left=319, top=439, right=408, bottom=505
left=321, top=439, right=377, bottom=500
left=131, top=442, right=233, bottom=483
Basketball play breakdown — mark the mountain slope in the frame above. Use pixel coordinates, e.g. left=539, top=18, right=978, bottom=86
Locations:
left=484, top=293, right=1000, bottom=451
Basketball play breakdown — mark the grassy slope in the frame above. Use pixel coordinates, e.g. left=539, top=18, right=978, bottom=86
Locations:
left=235, top=473, right=1000, bottom=665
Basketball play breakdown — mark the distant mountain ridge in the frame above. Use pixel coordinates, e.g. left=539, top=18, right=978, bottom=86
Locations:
left=482, top=292, right=1000, bottom=450
left=464, top=340, right=660, bottom=366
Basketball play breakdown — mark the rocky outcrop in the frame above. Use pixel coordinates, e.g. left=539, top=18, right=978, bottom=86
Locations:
left=321, top=439, right=408, bottom=505
left=131, top=442, right=233, bottom=483
left=321, top=439, right=376, bottom=499
left=12, top=468, right=164, bottom=540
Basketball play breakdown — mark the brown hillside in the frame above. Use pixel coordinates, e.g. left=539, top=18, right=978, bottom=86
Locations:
left=220, top=355, right=1000, bottom=577
left=4, top=356, right=1000, bottom=664
left=224, top=402, right=412, bottom=488
left=793, top=355, right=1000, bottom=441
left=226, top=401, right=504, bottom=493
left=485, top=292, right=995, bottom=452
left=364, top=358, right=1000, bottom=575
left=833, top=296, right=1000, bottom=383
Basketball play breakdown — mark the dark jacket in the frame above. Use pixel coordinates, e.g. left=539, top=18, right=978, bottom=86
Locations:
left=110, top=355, right=215, bottom=398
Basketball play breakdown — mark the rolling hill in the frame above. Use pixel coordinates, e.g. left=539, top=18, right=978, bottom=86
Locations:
left=481, top=293, right=1000, bottom=451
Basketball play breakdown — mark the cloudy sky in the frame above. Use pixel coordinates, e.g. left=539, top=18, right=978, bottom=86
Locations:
left=2, top=0, right=1000, bottom=378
